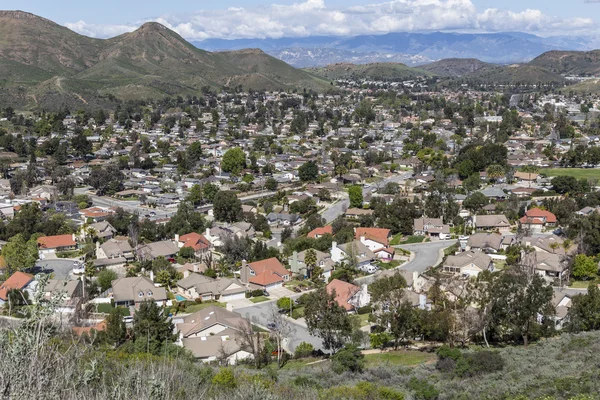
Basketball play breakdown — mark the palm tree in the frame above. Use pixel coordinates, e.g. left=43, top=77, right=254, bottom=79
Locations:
left=486, top=164, right=505, bottom=183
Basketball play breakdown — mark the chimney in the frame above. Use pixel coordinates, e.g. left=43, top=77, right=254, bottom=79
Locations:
left=193, top=263, right=199, bottom=273
left=332, top=241, right=337, bottom=253
left=241, top=260, right=249, bottom=284
left=149, top=270, right=155, bottom=282
left=175, top=233, right=180, bottom=244
left=360, top=235, right=366, bottom=243
left=72, top=233, right=76, bottom=242
left=205, top=227, right=210, bottom=239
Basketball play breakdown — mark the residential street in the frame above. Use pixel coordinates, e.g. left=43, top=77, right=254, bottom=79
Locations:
left=397, top=240, right=457, bottom=273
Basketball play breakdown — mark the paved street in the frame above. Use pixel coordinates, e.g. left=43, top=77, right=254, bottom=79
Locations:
left=397, top=240, right=456, bottom=273
left=235, top=296, right=323, bottom=352
left=321, top=195, right=349, bottom=223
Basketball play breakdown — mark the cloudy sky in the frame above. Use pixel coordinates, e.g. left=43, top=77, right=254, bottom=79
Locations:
left=9, top=0, right=600, bottom=40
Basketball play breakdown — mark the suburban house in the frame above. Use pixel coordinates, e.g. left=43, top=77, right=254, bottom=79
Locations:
left=83, top=221, right=117, bottom=240
left=345, top=208, right=374, bottom=219
left=534, top=252, right=568, bottom=283
left=0, top=271, right=35, bottom=305
left=173, top=306, right=252, bottom=364
left=240, top=258, right=290, bottom=289
left=288, top=249, right=335, bottom=280
left=514, top=171, right=540, bottom=184
left=442, top=251, right=493, bottom=277
left=552, top=290, right=573, bottom=329
left=465, top=233, right=511, bottom=253
left=519, top=208, right=557, bottom=233
left=176, top=232, right=211, bottom=256
left=37, top=234, right=77, bottom=259
left=520, top=235, right=576, bottom=256
left=266, top=213, right=300, bottom=226
left=307, top=226, right=333, bottom=239
left=330, top=240, right=376, bottom=273
left=96, top=239, right=134, bottom=261
left=413, top=218, right=451, bottom=239
left=42, top=279, right=84, bottom=313
left=355, top=228, right=395, bottom=260
left=326, top=279, right=370, bottom=312
left=111, top=277, right=167, bottom=307
left=135, top=240, right=180, bottom=261
left=473, top=214, right=511, bottom=232
left=176, top=273, right=247, bottom=301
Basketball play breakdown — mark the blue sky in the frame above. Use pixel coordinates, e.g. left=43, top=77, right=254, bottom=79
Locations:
left=8, top=0, right=600, bottom=39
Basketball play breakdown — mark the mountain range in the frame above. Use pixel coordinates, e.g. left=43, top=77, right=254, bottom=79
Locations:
left=0, top=11, right=330, bottom=110
left=195, top=32, right=600, bottom=68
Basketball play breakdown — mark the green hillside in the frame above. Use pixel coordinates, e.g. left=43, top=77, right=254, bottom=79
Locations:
left=305, top=62, right=433, bottom=81
left=0, top=11, right=331, bottom=109
left=420, top=58, right=494, bottom=77
left=529, top=50, right=600, bottom=76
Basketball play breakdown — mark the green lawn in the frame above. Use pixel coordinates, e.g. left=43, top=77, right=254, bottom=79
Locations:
left=390, top=233, right=403, bottom=246
left=352, top=313, right=371, bottom=327
left=250, top=296, right=270, bottom=303
left=364, top=350, right=435, bottom=368
left=400, top=236, right=425, bottom=244
left=96, top=304, right=130, bottom=316
left=542, top=168, right=600, bottom=180
left=569, top=280, right=595, bottom=289
left=375, top=260, right=403, bottom=270
left=183, top=301, right=226, bottom=313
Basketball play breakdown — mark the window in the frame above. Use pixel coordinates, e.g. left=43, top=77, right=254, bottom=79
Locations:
left=138, top=291, right=143, bottom=297
left=147, top=290, right=153, bottom=296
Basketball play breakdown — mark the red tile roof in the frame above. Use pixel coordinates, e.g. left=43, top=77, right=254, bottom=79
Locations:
left=355, top=227, right=391, bottom=246
left=524, top=208, right=557, bottom=224
left=249, top=271, right=284, bottom=286
left=248, top=257, right=289, bottom=278
left=179, top=232, right=210, bottom=252
left=307, top=226, right=333, bottom=239
left=0, top=271, right=34, bottom=300
left=326, top=279, right=360, bottom=311
left=37, top=235, right=76, bottom=249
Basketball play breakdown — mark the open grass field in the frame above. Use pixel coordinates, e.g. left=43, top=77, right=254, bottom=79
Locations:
left=364, top=350, right=436, bottom=368
left=542, top=168, right=600, bottom=180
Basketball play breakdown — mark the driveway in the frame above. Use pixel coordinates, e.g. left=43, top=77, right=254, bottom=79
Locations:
left=34, top=259, right=81, bottom=279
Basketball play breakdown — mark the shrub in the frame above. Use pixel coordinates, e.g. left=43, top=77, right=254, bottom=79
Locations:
left=457, top=350, right=505, bottom=377
left=292, top=375, right=321, bottom=388
left=194, top=297, right=202, bottom=304
left=276, top=297, right=292, bottom=311
left=357, top=305, right=372, bottom=315
left=212, top=367, right=236, bottom=388
left=436, top=345, right=462, bottom=361
left=332, top=344, right=364, bottom=374
left=408, top=378, right=439, bottom=400
left=294, top=342, right=314, bottom=359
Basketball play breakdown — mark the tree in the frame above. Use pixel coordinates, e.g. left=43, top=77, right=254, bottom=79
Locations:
left=213, top=191, right=242, bottom=223
left=348, top=185, right=363, bottom=208
left=88, top=165, right=125, bottom=196
left=97, top=269, right=118, bottom=293
left=202, top=183, right=219, bottom=203
left=265, top=177, right=278, bottom=191
left=298, top=161, right=319, bottom=182
left=304, top=287, right=352, bottom=353
left=566, top=284, right=600, bottom=332
left=221, top=147, right=246, bottom=175
left=1, top=234, right=38, bottom=274
left=488, top=269, right=554, bottom=347
left=369, top=273, right=417, bottom=348
left=267, top=305, right=295, bottom=368
left=486, top=164, right=505, bottom=182
left=132, top=300, right=176, bottom=355
left=104, top=308, right=127, bottom=346
left=186, top=184, right=204, bottom=206
left=551, top=175, right=585, bottom=195
left=463, top=192, right=488, bottom=214
left=304, top=248, right=317, bottom=278
left=332, top=344, right=364, bottom=373
left=572, top=254, right=598, bottom=280
left=71, top=132, right=91, bottom=157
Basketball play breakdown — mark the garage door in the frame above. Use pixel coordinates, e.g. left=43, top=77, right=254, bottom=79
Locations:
left=222, top=292, right=246, bottom=301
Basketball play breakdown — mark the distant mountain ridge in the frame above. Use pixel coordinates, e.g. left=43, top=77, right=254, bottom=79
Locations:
left=195, top=31, right=600, bottom=68
left=0, top=10, right=330, bottom=110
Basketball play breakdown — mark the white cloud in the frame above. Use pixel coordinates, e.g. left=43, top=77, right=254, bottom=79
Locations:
left=64, top=0, right=597, bottom=40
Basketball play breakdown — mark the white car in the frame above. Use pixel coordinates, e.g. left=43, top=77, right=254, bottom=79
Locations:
left=459, top=235, right=470, bottom=241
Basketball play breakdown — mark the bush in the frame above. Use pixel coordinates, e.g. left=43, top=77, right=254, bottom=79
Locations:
left=276, top=297, right=292, bottom=311
left=292, top=375, right=321, bottom=388
left=357, top=305, right=372, bottom=315
left=436, top=345, right=462, bottom=361
left=194, top=297, right=202, bottom=304
left=294, top=342, right=314, bottom=359
left=332, top=344, right=364, bottom=374
left=246, top=289, right=264, bottom=298
left=457, top=351, right=505, bottom=377
left=212, top=367, right=236, bottom=388
left=408, top=377, right=439, bottom=400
